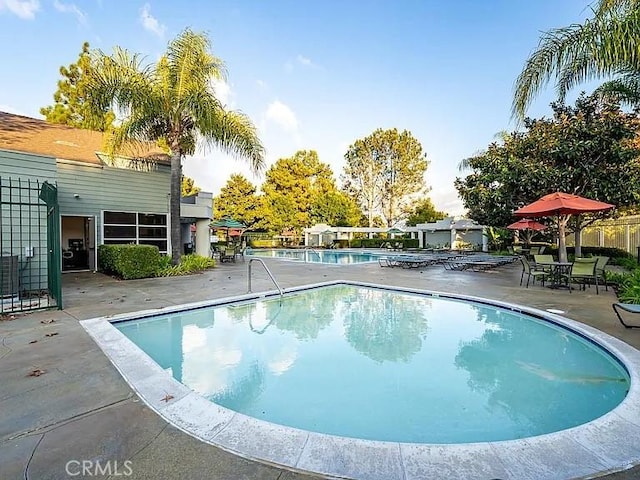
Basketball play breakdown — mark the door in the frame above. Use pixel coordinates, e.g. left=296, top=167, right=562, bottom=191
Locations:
left=61, top=216, right=93, bottom=271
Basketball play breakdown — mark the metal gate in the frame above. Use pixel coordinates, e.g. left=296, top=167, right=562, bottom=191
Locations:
left=0, top=177, right=62, bottom=313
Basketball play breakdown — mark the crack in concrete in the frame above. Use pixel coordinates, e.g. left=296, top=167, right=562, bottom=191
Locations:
left=5, top=394, right=134, bottom=442
left=23, top=433, right=44, bottom=480
left=118, top=421, right=169, bottom=470
left=0, top=335, right=13, bottom=360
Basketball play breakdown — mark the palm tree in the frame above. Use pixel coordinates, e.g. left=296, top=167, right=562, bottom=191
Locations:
left=85, top=29, right=265, bottom=263
left=512, top=0, right=640, bottom=119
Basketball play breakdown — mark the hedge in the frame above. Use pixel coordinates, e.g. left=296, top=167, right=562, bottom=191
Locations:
left=98, top=244, right=163, bottom=280
left=545, top=245, right=634, bottom=261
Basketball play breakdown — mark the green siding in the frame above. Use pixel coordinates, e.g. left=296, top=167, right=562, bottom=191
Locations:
left=57, top=161, right=171, bottom=244
left=0, top=150, right=57, bottom=181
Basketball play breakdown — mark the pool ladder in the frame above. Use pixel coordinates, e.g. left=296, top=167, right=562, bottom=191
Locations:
left=247, top=258, right=284, bottom=300
left=304, top=247, right=321, bottom=261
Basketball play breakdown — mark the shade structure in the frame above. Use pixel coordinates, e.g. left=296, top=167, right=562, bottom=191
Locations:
left=210, top=218, right=247, bottom=229
left=514, top=192, right=614, bottom=262
left=210, top=218, right=247, bottom=242
left=513, top=192, right=614, bottom=217
left=387, top=227, right=405, bottom=234
left=506, top=219, right=547, bottom=231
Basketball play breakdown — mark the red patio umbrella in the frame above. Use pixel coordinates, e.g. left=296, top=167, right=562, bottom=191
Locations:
left=506, top=219, right=547, bottom=231
left=507, top=218, right=547, bottom=245
left=514, top=192, right=614, bottom=262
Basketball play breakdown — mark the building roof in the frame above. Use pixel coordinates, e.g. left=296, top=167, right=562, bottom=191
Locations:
left=0, top=111, right=169, bottom=165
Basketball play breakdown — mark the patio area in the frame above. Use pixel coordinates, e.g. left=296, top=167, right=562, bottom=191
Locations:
left=1, top=258, right=640, bottom=479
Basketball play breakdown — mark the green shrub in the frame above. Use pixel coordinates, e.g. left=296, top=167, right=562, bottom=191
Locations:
left=614, top=269, right=640, bottom=304
left=157, top=254, right=216, bottom=277
left=546, top=246, right=634, bottom=262
left=350, top=239, right=362, bottom=248
left=98, top=244, right=162, bottom=280
left=616, top=257, right=638, bottom=270
left=332, top=239, right=350, bottom=248
left=403, top=239, right=419, bottom=248
left=361, top=238, right=386, bottom=248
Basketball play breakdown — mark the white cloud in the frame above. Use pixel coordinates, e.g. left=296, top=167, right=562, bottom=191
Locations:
left=431, top=187, right=465, bottom=216
left=140, top=3, right=165, bottom=38
left=210, top=78, right=234, bottom=108
left=296, top=54, right=320, bottom=69
left=0, top=0, right=39, bottom=19
left=265, top=100, right=298, bottom=133
left=53, top=0, right=86, bottom=25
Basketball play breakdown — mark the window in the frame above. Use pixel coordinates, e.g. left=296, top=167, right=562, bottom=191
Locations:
left=102, top=211, right=168, bottom=254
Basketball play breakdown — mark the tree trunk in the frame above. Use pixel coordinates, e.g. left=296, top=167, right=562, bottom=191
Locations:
left=558, top=215, right=570, bottom=263
left=574, top=214, right=582, bottom=257
left=170, top=152, right=182, bottom=265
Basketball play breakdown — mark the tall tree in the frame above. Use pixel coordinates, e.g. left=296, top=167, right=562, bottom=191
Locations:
left=404, top=197, right=448, bottom=226
left=513, top=0, right=640, bottom=119
left=342, top=128, right=428, bottom=227
left=181, top=175, right=201, bottom=197
left=260, top=150, right=356, bottom=232
left=84, top=29, right=264, bottom=263
left=311, top=190, right=362, bottom=227
left=456, top=93, right=640, bottom=259
left=40, top=42, right=114, bottom=131
left=214, top=174, right=262, bottom=227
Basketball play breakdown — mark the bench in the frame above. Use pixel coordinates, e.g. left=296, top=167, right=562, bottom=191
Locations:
left=612, top=303, right=640, bottom=328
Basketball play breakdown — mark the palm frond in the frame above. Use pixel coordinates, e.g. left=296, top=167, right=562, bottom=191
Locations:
left=199, top=109, right=266, bottom=173
left=167, top=28, right=226, bottom=104
left=512, top=6, right=640, bottom=119
left=593, top=73, right=640, bottom=105
left=595, top=0, right=639, bottom=17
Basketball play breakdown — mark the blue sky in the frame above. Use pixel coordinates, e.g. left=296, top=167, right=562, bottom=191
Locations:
left=0, top=0, right=594, bottom=215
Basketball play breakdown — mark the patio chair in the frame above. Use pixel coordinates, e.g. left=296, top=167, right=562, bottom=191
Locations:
left=569, top=258, right=598, bottom=294
left=612, top=303, right=640, bottom=328
left=520, top=257, right=548, bottom=288
left=220, top=246, right=237, bottom=263
left=529, top=246, right=541, bottom=255
left=533, top=254, right=555, bottom=274
left=594, top=256, right=610, bottom=291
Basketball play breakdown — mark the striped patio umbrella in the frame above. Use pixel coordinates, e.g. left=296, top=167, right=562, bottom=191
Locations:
left=210, top=218, right=247, bottom=242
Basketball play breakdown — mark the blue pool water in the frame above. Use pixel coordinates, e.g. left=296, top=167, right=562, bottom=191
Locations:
left=116, top=285, right=629, bottom=443
left=247, top=248, right=380, bottom=264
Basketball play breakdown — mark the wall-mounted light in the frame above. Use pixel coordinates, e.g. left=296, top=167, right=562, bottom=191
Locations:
left=73, top=193, right=80, bottom=199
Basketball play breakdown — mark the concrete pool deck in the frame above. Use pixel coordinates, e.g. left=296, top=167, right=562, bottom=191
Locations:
left=2, top=257, right=640, bottom=479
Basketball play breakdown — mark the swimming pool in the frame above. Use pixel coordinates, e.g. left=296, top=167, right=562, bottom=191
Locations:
left=247, top=248, right=381, bottom=264
left=82, top=281, right=640, bottom=479
left=114, top=284, right=627, bottom=443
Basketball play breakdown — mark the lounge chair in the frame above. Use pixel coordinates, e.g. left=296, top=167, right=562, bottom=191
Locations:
left=613, top=303, right=640, bottom=328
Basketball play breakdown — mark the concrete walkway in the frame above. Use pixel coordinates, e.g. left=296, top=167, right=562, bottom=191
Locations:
left=1, top=257, right=640, bottom=479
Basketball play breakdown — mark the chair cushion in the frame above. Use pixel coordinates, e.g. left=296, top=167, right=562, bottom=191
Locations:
left=615, top=303, right=640, bottom=314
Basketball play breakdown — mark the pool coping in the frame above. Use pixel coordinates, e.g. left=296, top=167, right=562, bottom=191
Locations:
left=80, top=280, right=640, bottom=480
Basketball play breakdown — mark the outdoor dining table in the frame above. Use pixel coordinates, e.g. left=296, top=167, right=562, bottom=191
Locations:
left=536, top=261, right=573, bottom=289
